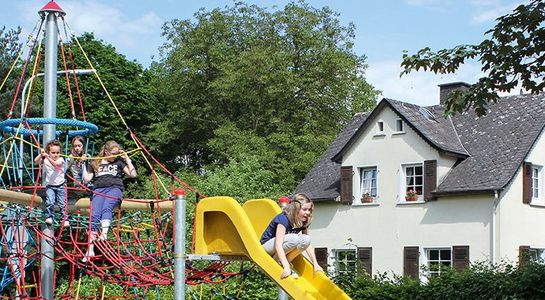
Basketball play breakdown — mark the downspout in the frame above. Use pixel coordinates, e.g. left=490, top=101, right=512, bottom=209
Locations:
left=492, top=190, right=500, bottom=263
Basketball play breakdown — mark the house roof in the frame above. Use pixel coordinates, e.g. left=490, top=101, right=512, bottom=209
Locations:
left=295, top=93, right=545, bottom=201
left=332, top=99, right=469, bottom=163
left=437, top=93, right=545, bottom=194
left=293, top=112, right=369, bottom=201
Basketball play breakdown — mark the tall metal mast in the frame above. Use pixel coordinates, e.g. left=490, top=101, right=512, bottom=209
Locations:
left=38, top=2, right=65, bottom=299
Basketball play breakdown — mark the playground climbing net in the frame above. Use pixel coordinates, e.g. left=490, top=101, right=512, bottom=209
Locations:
left=0, top=3, right=253, bottom=299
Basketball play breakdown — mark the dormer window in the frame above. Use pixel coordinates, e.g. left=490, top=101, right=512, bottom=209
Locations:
left=395, top=119, right=405, bottom=133
left=374, top=121, right=385, bottom=136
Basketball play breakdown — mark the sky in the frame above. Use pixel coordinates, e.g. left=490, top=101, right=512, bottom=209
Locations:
left=0, top=0, right=526, bottom=107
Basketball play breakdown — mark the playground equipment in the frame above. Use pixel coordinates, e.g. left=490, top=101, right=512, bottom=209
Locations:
left=195, top=197, right=350, bottom=300
left=0, top=1, right=351, bottom=299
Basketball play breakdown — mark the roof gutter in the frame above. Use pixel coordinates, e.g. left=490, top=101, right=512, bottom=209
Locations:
left=432, top=189, right=498, bottom=197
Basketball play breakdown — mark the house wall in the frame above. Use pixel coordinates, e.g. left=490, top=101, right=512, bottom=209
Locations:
left=495, top=129, right=545, bottom=262
left=311, top=107, right=494, bottom=275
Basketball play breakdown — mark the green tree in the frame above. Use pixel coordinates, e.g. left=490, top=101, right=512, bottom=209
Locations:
left=200, top=155, right=284, bottom=200
left=150, top=0, right=377, bottom=188
left=57, top=33, right=160, bottom=148
left=0, top=26, right=22, bottom=119
left=401, top=0, right=545, bottom=116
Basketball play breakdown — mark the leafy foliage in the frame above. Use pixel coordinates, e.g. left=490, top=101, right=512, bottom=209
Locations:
left=199, top=155, right=284, bottom=201
left=401, top=0, right=545, bottom=116
left=150, top=0, right=378, bottom=189
left=54, top=33, right=160, bottom=148
left=0, top=26, right=22, bottom=119
left=335, top=260, right=545, bottom=299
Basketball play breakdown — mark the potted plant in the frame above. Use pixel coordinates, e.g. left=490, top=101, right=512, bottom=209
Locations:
left=405, top=189, right=418, bottom=201
left=361, top=193, right=374, bottom=203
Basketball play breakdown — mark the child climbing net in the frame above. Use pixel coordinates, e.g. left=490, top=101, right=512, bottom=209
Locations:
left=0, top=4, right=253, bottom=299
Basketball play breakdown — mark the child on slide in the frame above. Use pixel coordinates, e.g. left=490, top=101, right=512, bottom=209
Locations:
left=260, top=193, right=324, bottom=278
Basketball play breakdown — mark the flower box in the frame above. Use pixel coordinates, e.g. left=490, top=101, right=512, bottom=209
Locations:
left=405, top=189, right=418, bottom=201
left=361, top=196, right=374, bottom=203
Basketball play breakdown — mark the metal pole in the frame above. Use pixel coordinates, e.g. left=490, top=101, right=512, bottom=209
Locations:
left=19, top=69, right=95, bottom=184
left=42, top=14, right=59, bottom=142
left=39, top=4, right=63, bottom=299
left=278, top=196, right=290, bottom=300
left=173, top=188, right=186, bottom=299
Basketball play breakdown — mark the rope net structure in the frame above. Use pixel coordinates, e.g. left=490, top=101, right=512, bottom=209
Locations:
left=0, top=7, right=253, bottom=300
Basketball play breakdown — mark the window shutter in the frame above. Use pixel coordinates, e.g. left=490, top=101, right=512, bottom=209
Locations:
left=424, top=160, right=437, bottom=201
left=523, top=162, right=532, bottom=204
left=452, top=245, right=469, bottom=272
left=519, top=245, right=530, bottom=265
left=403, top=246, right=419, bottom=279
left=315, top=247, right=328, bottom=272
left=357, top=247, right=372, bottom=275
left=340, top=166, right=353, bottom=204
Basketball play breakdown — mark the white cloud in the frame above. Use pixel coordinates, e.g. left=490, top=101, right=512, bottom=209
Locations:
left=403, top=0, right=526, bottom=25
left=366, top=59, right=483, bottom=106
left=471, top=4, right=512, bottom=23
left=63, top=2, right=161, bottom=47
left=16, top=0, right=163, bottom=65
left=468, top=0, right=501, bottom=6
left=404, top=0, right=452, bottom=6
left=470, top=1, right=527, bottom=24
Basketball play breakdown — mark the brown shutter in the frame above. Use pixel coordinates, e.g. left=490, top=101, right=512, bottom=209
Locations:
left=357, top=247, right=372, bottom=275
left=424, top=160, right=437, bottom=201
left=315, top=247, right=328, bottom=272
left=403, top=246, right=419, bottom=279
left=340, top=166, right=353, bottom=204
left=523, top=162, right=532, bottom=204
left=452, top=245, right=469, bottom=272
left=519, top=245, right=530, bottom=265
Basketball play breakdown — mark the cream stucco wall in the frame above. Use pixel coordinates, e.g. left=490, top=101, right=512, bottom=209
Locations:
left=494, top=128, right=545, bottom=263
left=311, top=107, right=495, bottom=276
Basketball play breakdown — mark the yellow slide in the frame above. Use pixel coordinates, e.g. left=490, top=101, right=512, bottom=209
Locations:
left=194, top=196, right=351, bottom=300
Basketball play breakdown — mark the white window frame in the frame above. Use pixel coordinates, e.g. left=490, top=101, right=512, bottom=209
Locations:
left=374, top=121, right=385, bottom=136
left=394, top=118, right=405, bottom=134
left=422, top=247, right=452, bottom=279
left=357, top=166, right=378, bottom=204
left=531, top=165, right=542, bottom=203
left=528, top=247, right=545, bottom=262
left=401, top=163, right=424, bottom=202
left=334, top=249, right=357, bottom=276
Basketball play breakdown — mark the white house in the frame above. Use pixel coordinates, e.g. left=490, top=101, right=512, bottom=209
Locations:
left=295, top=82, right=545, bottom=280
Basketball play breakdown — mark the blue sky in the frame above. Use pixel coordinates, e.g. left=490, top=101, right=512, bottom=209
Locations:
left=1, top=0, right=525, bottom=106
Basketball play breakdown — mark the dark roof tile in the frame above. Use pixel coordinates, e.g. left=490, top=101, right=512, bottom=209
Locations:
left=296, top=93, right=545, bottom=199
left=293, top=112, right=369, bottom=201
left=437, top=94, right=545, bottom=193
left=386, top=99, right=469, bottom=156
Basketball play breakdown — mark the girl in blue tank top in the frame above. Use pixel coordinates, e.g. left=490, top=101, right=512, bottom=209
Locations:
left=261, top=193, right=324, bottom=279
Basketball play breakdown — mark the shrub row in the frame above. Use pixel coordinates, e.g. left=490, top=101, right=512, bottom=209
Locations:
left=334, top=261, right=545, bottom=300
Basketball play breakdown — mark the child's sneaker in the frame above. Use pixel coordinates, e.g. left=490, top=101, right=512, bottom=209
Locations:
left=82, top=250, right=95, bottom=262
left=45, top=218, right=53, bottom=225
left=290, top=270, right=299, bottom=279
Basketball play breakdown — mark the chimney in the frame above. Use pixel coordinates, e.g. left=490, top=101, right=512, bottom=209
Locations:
left=438, top=82, right=471, bottom=105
